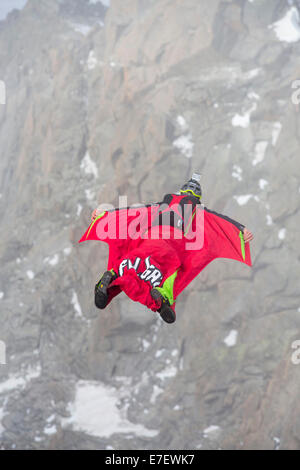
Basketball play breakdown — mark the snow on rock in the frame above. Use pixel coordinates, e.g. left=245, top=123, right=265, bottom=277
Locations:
left=266, top=214, right=273, bottom=226
left=87, top=50, right=97, bottom=70
left=63, top=247, right=72, bottom=256
left=141, top=339, right=150, bottom=352
left=173, top=134, right=194, bottom=159
left=156, top=365, right=177, bottom=381
left=223, top=330, right=238, bottom=347
left=0, top=292, right=3, bottom=300
left=203, top=425, right=221, bottom=439
left=44, top=424, right=57, bottom=436
left=77, top=204, right=83, bottom=217
left=46, top=414, right=55, bottom=424
left=150, top=385, right=164, bottom=404
left=232, top=165, right=243, bottom=181
left=71, top=291, right=83, bottom=318
left=70, top=23, right=94, bottom=36
left=26, top=270, right=35, bottom=280
left=252, top=141, right=268, bottom=166
left=247, top=91, right=260, bottom=101
left=234, top=194, right=259, bottom=206
left=61, top=380, right=158, bottom=438
left=0, top=365, right=41, bottom=395
left=231, top=103, right=257, bottom=128
left=259, top=179, right=269, bottom=190
left=85, top=188, right=96, bottom=202
left=269, top=7, right=300, bottom=43
left=243, top=68, right=261, bottom=80
left=155, top=349, right=165, bottom=358
left=273, top=436, right=281, bottom=450
left=44, top=254, right=59, bottom=266
left=278, top=228, right=286, bottom=240
left=176, top=115, right=188, bottom=131
left=80, top=151, right=98, bottom=178
left=272, top=122, right=282, bottom=146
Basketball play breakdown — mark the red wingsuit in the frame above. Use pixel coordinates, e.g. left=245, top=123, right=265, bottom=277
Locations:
left=79, top=193, right=252, bottom=313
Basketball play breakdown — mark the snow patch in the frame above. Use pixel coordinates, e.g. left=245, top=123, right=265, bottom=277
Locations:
left=266, top=214, right=273, bottom=226
left=224, top=330, right=238, bottom=347
left=156, top=365, right=177, bottom=381
left=26, top=270, right=35, bottom=280
left=234, top=194, right=259, bottom=206
left=203, top=425, right=221, bottom=439
left=0, top=365, right=41, bottom=395
left=243, top=68, right=261, bottom=80
left=70, top=23, right=94, bottom=36
left=141, top=339, right=150, bottom=351
left=71, top=291, right=83, bottom=318
left=77, top=204, right=83, bottom=217
left=155, top=349, right=165, bottom=358
left=85, top=189, right=96, bottom=202
left=173, top=134, right=194, bottom=159
left=87, top=50, right=97, bottom=70
left=62, top=380, right=158, bottom=438
left=269, top=7, right=300, bottom=43
left=44, top=254, right=59, bottom=266
left=80, top=151, right=98, bottom=178
left=0, top=292, right=3, bottom=300
left=232, top=103, right=257, bottom=128
left=272, top=122, right=282, bottom=146
left=247, top=91, right=260, bottom=101
left=176, top=115, right=188, bottom=130
left=273, top=436, right=280, bottom=450
left=150, top=385, right=164, bottom=404
left=278, top=228, right=286, bottom=240
left=232, top=165, right=243, bottom=181
left=259, top=179, right=268, bottom=190
left=252, top=141, right=268, bottom=166
left=44, top=425, right=57, bottom=436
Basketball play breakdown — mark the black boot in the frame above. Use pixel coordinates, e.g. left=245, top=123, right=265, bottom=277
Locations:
left=151, top=288, right=176, bottom=324
left=95, top=270, right=117, bottom=309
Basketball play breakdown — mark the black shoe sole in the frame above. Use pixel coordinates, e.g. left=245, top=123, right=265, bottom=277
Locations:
left=95, top=271, right=115, bottom=309
left=159, top=304, right=176, bottom=324
left=95, top=290, right=108, bottom=309
left=151, top=288, right=176, bottom=324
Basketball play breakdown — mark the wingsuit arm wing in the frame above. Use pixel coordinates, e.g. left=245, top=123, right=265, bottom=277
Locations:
left=203, top=206, right=251, bottom=266
left=204, top=207, right=245, bottom=232
left=79, top=203, right=161, bottom=244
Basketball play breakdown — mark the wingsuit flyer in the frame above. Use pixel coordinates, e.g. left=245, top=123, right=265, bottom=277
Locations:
left=79, top=173, right=253, bottom=324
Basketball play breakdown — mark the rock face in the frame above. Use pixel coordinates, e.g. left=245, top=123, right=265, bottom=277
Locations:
left=0, top=0, right=300, bottom=450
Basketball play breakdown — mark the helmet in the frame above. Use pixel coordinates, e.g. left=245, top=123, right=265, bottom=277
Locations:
left=180, top=172, right=202, bottom=199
